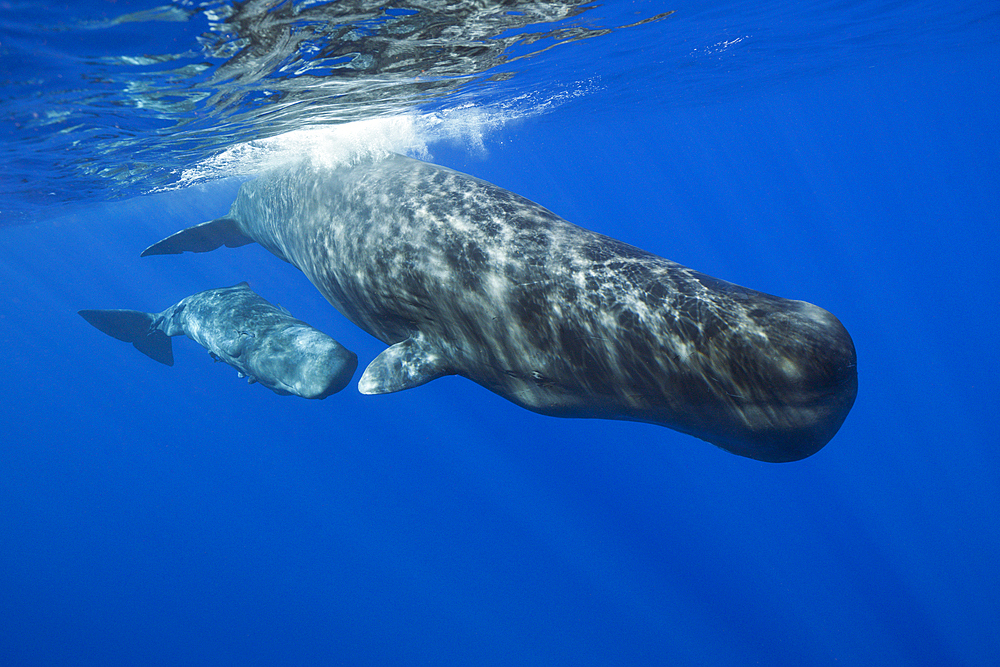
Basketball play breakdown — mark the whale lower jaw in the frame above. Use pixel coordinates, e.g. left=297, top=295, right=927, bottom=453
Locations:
left=471, top=371, right=858, bottom=463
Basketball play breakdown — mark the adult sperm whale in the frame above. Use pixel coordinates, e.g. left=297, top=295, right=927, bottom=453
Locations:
left=79, top=282, right=357, bottom=399
left=142, top=154, right=857, bottom=461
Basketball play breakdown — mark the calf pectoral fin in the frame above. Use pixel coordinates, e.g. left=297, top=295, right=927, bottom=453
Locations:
left=358, top=337, right=452, bottom=394
left=140, top=218, right=253, bottom=257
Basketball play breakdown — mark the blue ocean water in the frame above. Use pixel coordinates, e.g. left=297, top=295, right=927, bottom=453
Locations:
left=1, top=1, right=998, bottom=665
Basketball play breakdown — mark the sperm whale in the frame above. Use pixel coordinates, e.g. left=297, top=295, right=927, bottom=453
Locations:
left=142, top=154, right=857, bottom=461
left=80, top=282, right=357, bottom=399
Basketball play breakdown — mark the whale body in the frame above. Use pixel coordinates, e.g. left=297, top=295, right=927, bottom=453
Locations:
left=80, top=282, right=357, bottom=399
left=142, top=154, right=857, bottom=461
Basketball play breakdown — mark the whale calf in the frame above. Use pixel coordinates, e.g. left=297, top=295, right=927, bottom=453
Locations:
left=80, top=282, right=357, bottom=399
left=142, top=154, right=857, bottom=461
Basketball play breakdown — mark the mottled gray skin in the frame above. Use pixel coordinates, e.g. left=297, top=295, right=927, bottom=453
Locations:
left=143, top=155, right=857, bottom=461
left=80, top=283, right=357, bottom=399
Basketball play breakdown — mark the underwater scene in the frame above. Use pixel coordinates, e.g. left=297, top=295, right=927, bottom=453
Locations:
left=1, top=1, right=997, bottom=664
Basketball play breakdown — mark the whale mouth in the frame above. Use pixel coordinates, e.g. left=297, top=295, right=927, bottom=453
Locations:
left=723, top=353, right=859, bottom=463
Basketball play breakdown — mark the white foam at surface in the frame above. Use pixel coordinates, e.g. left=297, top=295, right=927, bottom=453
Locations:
left=169, top=78, right=600, bottom=190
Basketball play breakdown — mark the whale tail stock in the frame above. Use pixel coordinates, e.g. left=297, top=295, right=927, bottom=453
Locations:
left=140, top=218, right=253, bottom=257
left=78, top=309, right=174, bottom=366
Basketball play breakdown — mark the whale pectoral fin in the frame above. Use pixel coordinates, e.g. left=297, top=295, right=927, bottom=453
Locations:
left=140, top=218, right=253, bottom=257
left=358, top=337, right=452, bottom=394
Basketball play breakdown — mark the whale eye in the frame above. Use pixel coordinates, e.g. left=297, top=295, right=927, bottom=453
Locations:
left=531, top=371, right=554, bottom=388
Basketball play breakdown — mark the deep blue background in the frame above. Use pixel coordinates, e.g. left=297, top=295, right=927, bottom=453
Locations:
left=1, top=5, right=998, bottom=666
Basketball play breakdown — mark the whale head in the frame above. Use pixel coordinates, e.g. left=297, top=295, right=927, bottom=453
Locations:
left=248, top=325, right=359, bottom=399
left=688, top=298, right=858, bottom=462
